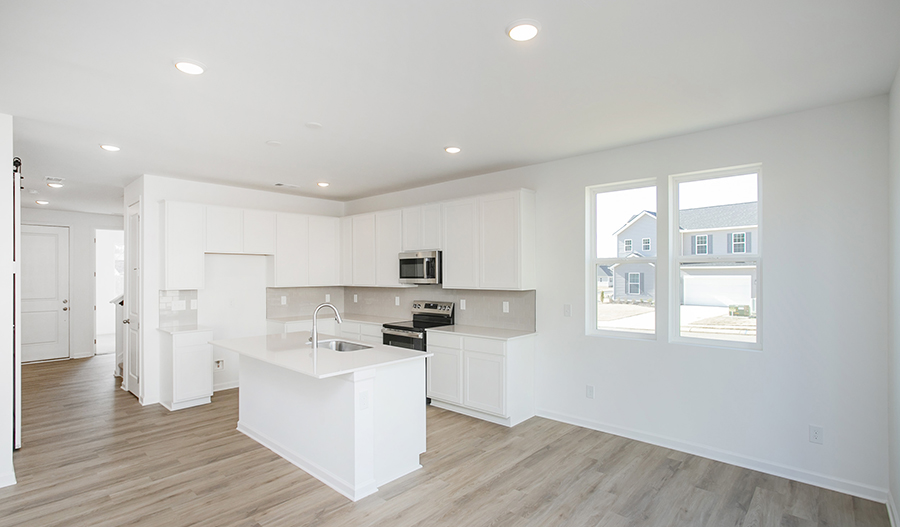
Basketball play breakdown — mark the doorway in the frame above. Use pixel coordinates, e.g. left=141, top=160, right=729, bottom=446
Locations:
left=20, top=224, right=70, bottom=362
left=94, top=229, right=124, bottom=361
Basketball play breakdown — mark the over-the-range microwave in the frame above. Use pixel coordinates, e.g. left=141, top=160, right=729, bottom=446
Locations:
left=398, top=250, right=441, bottom=285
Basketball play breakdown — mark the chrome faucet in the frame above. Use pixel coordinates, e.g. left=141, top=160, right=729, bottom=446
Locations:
left=310, top=303, right=343, bottom=349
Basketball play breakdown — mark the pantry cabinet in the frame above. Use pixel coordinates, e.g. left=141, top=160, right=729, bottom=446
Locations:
left=161, top=201, right=205, bottom=290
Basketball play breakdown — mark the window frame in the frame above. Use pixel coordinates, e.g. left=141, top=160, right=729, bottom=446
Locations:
left=695, top=234, right=708, bottom=255
left=586, top=178, right=658, bottom=340
left=624, top=239, right=632, bottom=253
left=669, top=164, right=762, bottom=351
left=627, top=272, right=641, bottom=294
left=642, top=238, right=651, bottom=252
left=732, top=232, right=746, bottom=254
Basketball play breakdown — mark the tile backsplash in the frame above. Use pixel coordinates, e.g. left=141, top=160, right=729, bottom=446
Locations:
left=266, top=287, right=346, bottom=319
left=159, top=290, right=198, bottom=328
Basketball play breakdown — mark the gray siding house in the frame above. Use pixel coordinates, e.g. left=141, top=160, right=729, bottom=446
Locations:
left=611, top=211, right=657, bottom=301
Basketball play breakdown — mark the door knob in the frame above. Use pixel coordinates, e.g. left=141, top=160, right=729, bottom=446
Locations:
left=62, top=299, right=68, bottom=304
left=62, top=307, right=68, bottom=311
left=123, top=319, right=131, bottom=324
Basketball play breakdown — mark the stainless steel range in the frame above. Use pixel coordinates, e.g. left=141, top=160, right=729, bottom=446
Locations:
left=381, top=300, right=454, bottom=351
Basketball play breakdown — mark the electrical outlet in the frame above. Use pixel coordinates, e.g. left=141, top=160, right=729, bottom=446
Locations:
left=190, top=299, right=197, bottom=310
left=586, top=385, right=595, bottom=399
left=359, top=390, right=369, bottom=410
left=354, top=294, right=358, bottom=303
left=502, top=301, right=509, bottom=313
left=563, top=304, right=572, bottom=317
left=214, top=360, right=224, bottom=371
left=325, top=294, right=331, bottom=302
left=809, top=425, right=824, bottom=444
left=280, top=296, right=287, bottom=305
left=460, top=299, right=466, bottom=310
left=395, top=296, right=400, bottom=306
left=172, top=300, right=186, bottom=311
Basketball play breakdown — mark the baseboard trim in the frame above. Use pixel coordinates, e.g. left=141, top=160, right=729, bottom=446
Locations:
left=888, top=490, right=898, bottom=527
left=0, top=471, right=16, bottom=489
left=214, top=380, right=239, bottom=392
left=537, top=408, right=889, bottom=503
left=237, top=421, right=377, bottom=502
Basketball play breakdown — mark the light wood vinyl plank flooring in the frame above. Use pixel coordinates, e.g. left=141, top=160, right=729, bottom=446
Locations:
left=0, top=355, right=889, bottom=527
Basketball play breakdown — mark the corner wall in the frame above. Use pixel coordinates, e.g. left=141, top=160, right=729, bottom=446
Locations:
left=0, top=114, right=15, bottom=488
left=21, top=208, right=124, bottom=359
left=347, top=96, right=891, bottom=500
left=888, top=65, right=900, bottom=523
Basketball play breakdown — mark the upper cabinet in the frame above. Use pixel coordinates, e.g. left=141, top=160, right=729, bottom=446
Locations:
left=206, top=206, right=275, bottom=255
left=402, top=203, right=442, bottom=251
left=375, top=210, right=403, bottom=287
left=162, top=201, right=206, bottom=290
left=442, top=189, right=535, bottom=291
left=351, top=214, right=377, bottom=286
left=342, top=210, right=410, bottom=287
left=308, top=216, right=341, bottom=286
left=271, top=213, right=341, bottom=288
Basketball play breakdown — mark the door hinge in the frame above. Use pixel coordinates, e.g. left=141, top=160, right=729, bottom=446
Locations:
left=93, top=305, right=96, bottom=310
left=94, top=339, right=97, bottom=344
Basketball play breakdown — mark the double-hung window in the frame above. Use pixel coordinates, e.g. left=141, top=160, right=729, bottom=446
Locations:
left=587, top=180, right=657, bottom=337
left=672, top=166, right=761, bottom=349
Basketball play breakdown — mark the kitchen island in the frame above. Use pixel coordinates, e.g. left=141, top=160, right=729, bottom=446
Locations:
left=211, top=331, right=431, bottom=501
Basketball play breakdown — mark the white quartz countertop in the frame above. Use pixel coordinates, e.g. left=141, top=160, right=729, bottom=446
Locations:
left=268, top=314, right=398, bottom=325
left=210, top=331, right=431, bottom=379
left=158, top=325, right=214, bottom=335
left=428, top=325, right=536, bottom=340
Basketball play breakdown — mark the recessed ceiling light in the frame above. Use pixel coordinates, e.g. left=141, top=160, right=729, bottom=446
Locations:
left=47, top=183, right=64, bottom=188
left=507, top=19, right=540, bottom=41
left=35, top=200, right=49, bottom=205
left=174, top=60, right=205, bottom=75
left=305, top=122, right=323, bottom=130
left=100, top=144, right=120, bottom=152
left=317, top=182, right=329, bottom=188
left=265, top=140, right=282, bottom=146
left=45, top=177, right=65, bottom=188
left=445, top=146, right=461, bottom=154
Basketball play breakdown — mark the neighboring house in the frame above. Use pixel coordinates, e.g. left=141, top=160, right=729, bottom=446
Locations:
left=596, top=265, right=613, bottom=288
left=611, top=203, right=758, bottom=308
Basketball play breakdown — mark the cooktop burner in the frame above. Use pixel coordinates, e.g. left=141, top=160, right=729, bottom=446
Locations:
left=383, top=300, right=455, bottom=332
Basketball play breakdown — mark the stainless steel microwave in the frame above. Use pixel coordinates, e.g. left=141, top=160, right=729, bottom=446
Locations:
left=399, top=250, right=441, bottom=285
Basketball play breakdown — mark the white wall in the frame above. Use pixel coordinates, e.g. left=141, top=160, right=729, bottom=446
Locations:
left=125, top=174, right=343, bottom=405
left=0, top=114, right=16, bottom=487
left=21, top=209, right=124, bottom=358
left=347, top=96, right=891, bottom=500
left=888, top=65, right=900, bottom=520
left=198, top=254, right=267, bottom=391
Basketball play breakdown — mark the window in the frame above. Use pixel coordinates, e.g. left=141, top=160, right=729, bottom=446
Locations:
left=642, top=238, right=651, bottom=251
left=587, top=181, right=656, bottom=337
left=673, top=167, right=760, bottom=349
left=695, top=234, right=708, bottom=255
left=627, top=272, right=641, bottom=294
left=732, top=232, right=746, bottom=253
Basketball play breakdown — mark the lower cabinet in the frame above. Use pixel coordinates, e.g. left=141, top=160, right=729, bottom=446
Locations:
left=266, top=318, right=336, bottom=335
left=338, top=321, right=383, bottom=345
left=160, top=328, right=214, bottom=411
left=426, top=330, right=534, bottom=427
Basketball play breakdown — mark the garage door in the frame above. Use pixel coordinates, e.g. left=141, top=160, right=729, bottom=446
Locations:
left=683, top=275, right=751, bottom=307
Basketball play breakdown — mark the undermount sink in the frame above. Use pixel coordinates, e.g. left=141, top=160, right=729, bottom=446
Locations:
left=309, top=339, right=372, bottom=352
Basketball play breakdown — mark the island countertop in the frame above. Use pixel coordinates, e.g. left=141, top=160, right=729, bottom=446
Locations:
left=210, top=331, right=431, bottom=379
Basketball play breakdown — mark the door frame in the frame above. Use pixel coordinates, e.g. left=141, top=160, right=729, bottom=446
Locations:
left=20, top=223, right=71, bottom=363
left=124, top=200, right=142, bottom=400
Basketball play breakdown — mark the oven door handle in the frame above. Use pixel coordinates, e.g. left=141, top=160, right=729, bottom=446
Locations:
left=382, top=328, right=425, bottom=339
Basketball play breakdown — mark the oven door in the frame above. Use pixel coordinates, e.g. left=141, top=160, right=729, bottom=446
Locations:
left=382, top=327, right=425, bottom=351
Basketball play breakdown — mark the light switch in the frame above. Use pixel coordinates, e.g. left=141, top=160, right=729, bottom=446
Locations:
left=502, top=301, right=509, bottom=313
left=460, top=299, right=466, bottom=310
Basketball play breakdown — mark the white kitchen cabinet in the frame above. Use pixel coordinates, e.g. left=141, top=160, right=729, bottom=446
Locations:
left=441, top=198, right=479, bottom=289
left=161, top=201, right=205, bottom=290
left=267, top=318, right=336, bottom=335
left=352, top=214, right=377, bottom=286
left=273, top=213, right=310, bottom=287
left=340, top=217, right=353, bottom=286
left=402, top=203, right=442, bottom=251
left=159, top=328, right=214, bottom=411
left=426, top=344, right=462, bottom=404
left=309, top=216, right=341, bottom=286
left=375, top=209, right=403, bottom=287
left=206, top=205, right=243, bottom=253
left=243, top=209, right=277, bottom=254
left=426, top=329, right=534, bottom=427
left=338, top=320, right=383, bottom=345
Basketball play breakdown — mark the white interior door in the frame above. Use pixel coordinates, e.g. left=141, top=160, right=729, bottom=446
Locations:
left=21, top=225, right=69, bottom=362
left=125, top=202, right=141, bottom=398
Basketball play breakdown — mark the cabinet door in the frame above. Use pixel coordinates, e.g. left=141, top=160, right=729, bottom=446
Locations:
left=463, top=350, right=506, bottom=416
left=173, top=344, right=213, bottom=402
left=427, top=345, right=462, bottom=404
left=274, top=213, right=309, bottom=286
left=375, top=210, right=403, bottom=287
left=163, top=202, right=205, bottom=290
left=309, top=216, right=340, bottom=285
left=479, top=192, right=519, bottom=289
left=351, top=215, right=377, bottom=285
left=442, top=198, right=479, bottom=288
left=206, top=206, right=243, bottom=253
left=340, top=217, right=353, bottom=286
left=421, top=203, right=443, bottom=250
left=401, top=206, right=422, bottom=251
left=243, top=210, right=276, bottom=254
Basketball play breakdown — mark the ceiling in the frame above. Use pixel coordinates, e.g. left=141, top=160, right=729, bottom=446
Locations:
left=2, top=1, right=900, bottom=215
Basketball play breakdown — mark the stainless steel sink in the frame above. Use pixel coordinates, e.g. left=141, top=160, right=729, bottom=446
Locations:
left=309, top=339, right=372, bottom=352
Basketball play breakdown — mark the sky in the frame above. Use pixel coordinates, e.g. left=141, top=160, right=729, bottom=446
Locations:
left=595, top=173, right=757, bottom=258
